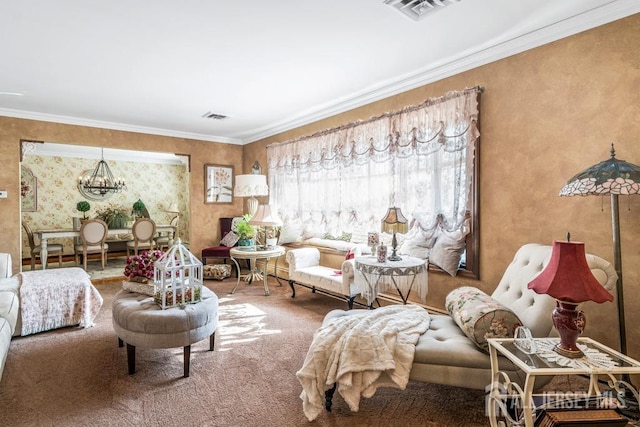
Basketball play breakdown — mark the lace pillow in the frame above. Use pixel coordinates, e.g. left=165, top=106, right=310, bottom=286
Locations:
left=220, top=230, right=239, bottom=247
left=446, top=286, right=522, bottom=353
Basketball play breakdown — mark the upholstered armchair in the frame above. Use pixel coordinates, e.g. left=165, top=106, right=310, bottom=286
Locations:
left=201, top=217, right=243, bottom=278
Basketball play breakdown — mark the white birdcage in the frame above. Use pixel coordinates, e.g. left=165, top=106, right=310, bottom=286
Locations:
left=153, top=238, right=203, bottom=309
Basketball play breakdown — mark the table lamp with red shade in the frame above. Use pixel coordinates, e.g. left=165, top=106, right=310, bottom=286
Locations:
left=528, top=237, right=613, bottom=358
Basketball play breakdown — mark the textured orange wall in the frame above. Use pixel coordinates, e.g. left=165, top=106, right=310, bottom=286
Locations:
left=1, top=14, right=638, bottom=358
left=244, top=14, right=640, bottom=357
left=0, top=118, right=245, bottom=272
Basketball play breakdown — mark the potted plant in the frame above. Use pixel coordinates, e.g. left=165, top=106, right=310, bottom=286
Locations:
left=95, top=205, right=131, bottom=229
left=76, top=200, right=91, bottom=219
left=132, top=199, right=146, bottom=219
left=233, top=214, right=256, bottom=246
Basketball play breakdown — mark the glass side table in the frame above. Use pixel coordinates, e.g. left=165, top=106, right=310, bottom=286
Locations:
left=354, top=255, right=428, bottom=306
left=488, top=337, right=640, bottom=427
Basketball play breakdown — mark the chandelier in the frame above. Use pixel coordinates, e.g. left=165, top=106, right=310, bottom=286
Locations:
left=78, top=148, right=126, bottom=197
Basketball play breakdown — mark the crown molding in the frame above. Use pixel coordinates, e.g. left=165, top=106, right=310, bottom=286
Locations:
left=241, top=0, right=640, bottom=143
left=0, top=108, right=243, bottom=145
left=2, top=1, right=638, bottom=146
left=27, top=142, right=188, bottom=166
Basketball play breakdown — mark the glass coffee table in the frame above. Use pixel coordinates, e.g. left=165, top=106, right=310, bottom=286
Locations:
left=229, top=246, right=285, bottom=296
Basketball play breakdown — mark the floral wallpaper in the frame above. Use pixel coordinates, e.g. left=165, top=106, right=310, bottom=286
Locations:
left=21, top=154, right=189, bottom=259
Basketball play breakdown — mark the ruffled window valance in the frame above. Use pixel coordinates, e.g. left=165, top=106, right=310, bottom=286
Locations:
left=267, top=87, right=481, bottom=273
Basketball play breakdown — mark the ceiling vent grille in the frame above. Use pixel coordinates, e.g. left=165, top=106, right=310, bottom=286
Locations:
left=202, top=111, right=229, bottom=120
left=383, top=0, right=460, bottom=21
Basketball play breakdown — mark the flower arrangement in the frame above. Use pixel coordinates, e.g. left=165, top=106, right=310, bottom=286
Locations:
left=124, top=250, right=165, bottom=282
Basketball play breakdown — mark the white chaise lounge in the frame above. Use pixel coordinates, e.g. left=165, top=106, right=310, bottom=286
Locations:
left=321, top=243, right=618, bottom=408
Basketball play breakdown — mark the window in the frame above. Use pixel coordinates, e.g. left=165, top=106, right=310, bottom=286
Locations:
left=268, top=88, right=481, bottom=278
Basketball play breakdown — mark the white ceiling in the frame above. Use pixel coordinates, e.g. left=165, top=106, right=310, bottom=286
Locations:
left=1, top=0, right=639, bottom=145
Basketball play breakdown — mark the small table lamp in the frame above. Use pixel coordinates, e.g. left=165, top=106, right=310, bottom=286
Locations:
left=381, top=207, right=409, bottom=261
left=248, top=204, right=282, bottom=250
left=528, top=238, right=613, bottom=358
left=234, top=174, right=268, bottom=217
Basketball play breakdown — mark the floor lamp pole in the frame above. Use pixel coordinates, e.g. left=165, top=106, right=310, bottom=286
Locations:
left=611, top=194, right=627, bottom=356
left=611, top=194, right=636, bottom=421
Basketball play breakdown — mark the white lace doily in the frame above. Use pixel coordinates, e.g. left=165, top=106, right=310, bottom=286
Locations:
left=535, top=339, right=619, bottom=370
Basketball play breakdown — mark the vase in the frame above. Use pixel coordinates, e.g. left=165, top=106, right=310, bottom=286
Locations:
left=237, top=238, right=255, bottom=247
left=377, top=244, right=387, bottom=263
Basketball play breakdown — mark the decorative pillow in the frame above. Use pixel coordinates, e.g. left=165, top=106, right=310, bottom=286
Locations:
left=278, top=221, right=305, bottom=244
left=323, top=231, right=352, bottom=242
left=430, top=232, right=466, bottom=276
left=446, top=286, right=523, bottom=353
left=220, top=230, right=239, bottom=247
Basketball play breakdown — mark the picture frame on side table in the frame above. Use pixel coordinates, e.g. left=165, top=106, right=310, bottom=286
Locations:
left=205, top=164, right=233, bottom=204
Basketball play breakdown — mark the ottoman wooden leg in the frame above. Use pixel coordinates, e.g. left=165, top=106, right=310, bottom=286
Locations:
left=184, top=345, right=191, bottom=377
left=209, top=332, right=215, bottom=351
left=126, top=343, right=136, bottom=375
left=118, top=337, right=124, bottom=348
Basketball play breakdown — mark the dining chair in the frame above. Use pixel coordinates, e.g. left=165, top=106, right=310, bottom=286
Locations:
left=22, top=221, right=64, bottom=269
left=127, top=218, right=157, bottom=256
left=155, top=215, right=179, bottom=250
left=75, top=219, right=109, bottom=270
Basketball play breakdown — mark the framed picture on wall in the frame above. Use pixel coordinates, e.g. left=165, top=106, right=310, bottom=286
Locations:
left=21, top=166, right=37, bottom=212
left=205, top=164, right=234, bottom=204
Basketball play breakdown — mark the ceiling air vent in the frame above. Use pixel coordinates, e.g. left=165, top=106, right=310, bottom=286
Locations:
left=383, top=0, right=461, bottom=21
left=202, top=111, right=229, bottom=120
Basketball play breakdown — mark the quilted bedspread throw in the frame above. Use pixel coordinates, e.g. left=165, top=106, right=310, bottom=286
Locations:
left=296, top=305, right=430, bottom=421
left=19, top=267, right=104, bottom=336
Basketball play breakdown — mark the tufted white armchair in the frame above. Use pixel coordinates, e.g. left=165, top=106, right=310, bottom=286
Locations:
left=324, top=243, right=618, bottom=391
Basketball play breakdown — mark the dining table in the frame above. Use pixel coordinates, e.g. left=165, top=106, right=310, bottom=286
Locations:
left=35, top=225, right=176, bottom=269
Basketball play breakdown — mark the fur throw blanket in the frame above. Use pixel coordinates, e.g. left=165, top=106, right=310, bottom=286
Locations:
left=296, top=305, right=430, bottom=421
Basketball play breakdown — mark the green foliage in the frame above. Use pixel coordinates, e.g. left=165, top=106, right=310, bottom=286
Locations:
left=76, top=201, right=91, bottom=219
left=233, top=214, right=256, bottom=239
left=132, top=199, right=146, bottom=214
left=95, top=205, right=131, bottom=229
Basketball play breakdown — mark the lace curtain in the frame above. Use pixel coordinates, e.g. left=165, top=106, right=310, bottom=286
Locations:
left=266, top=87, right=481, bottom=241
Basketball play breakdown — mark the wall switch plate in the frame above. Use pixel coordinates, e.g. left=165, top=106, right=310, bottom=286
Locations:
left=0, top=191, right=7, bottom=198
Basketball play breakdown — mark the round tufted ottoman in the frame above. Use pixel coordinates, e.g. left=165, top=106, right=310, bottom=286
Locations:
left=112, top=286, right=218, bottom=377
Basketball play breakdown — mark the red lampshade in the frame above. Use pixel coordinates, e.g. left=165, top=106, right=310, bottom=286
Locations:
left=528, top=240, right=613, bottom=304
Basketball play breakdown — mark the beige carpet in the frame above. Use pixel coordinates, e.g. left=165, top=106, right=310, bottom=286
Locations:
left=1, top=276, right=496, bottom=426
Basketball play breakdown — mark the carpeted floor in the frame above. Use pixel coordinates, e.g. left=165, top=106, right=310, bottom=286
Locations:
left=1, top=276, right=498, bottom=426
